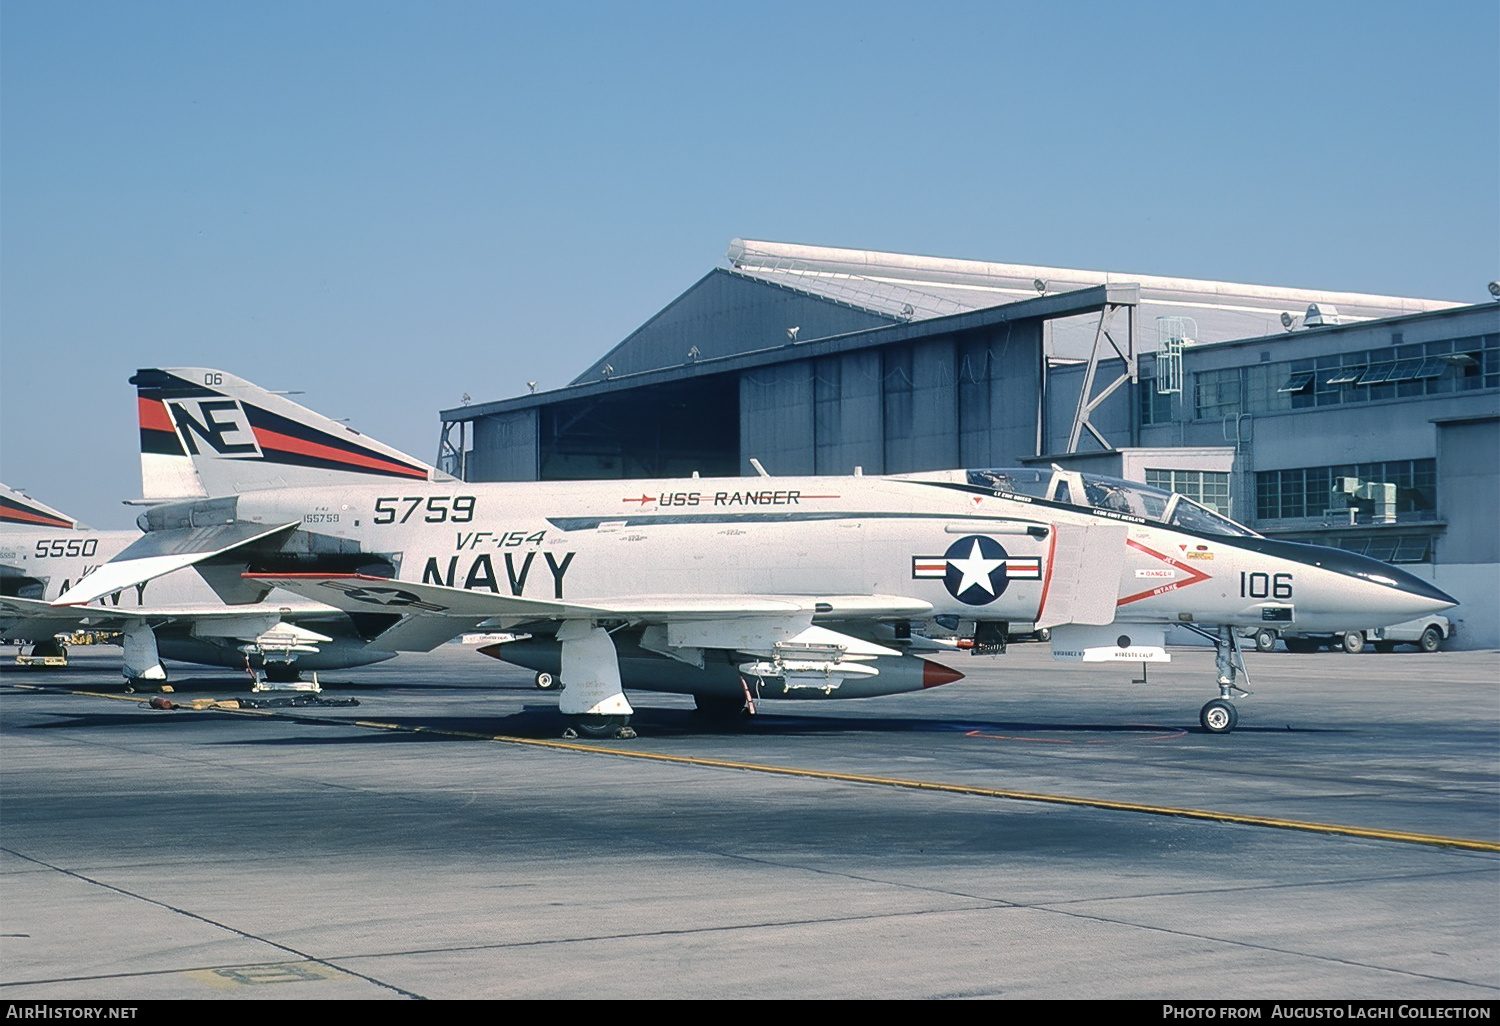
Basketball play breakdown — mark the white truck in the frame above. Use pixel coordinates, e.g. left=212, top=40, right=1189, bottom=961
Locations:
left=1259, top=615, right=1452, bottom=654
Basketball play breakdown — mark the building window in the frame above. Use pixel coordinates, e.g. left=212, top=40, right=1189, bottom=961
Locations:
left=1193, top=368, right=1242, bottom=419
left=1190, top=333, right=1497, bottom=420
left=1138, top=374, right=1175, bottom=425
left=1303, top=345, right=1463, bottom=407
left=1256, top=459, right=1436, bottom=522
left=1145, top=469, right=1232, bottom=516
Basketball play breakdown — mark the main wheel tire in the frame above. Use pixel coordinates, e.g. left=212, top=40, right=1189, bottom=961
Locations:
left=1418, top=627, right=1443, bottom=653
left=30, top=639, right=66, bottom=659
left=1253, top=629, right=1277, bottom=653
left=534, top=671, right=557, bottom=689
left=1341, top=632, right=1365, bottom=654
left=571, top=714, right=629, bottom=739
left=1035, top=627, right=1051, bottom=642
left=1200, top=699, right=1238, bottom=734
left=1284, top=637, right=1320, bottom=654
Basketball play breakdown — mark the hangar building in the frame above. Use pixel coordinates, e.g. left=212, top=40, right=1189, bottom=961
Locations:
left=438, top=240, right=1499, bottom=647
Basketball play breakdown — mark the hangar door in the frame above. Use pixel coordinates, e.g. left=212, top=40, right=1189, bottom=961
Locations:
left=539, top=375, right=739, bottom=480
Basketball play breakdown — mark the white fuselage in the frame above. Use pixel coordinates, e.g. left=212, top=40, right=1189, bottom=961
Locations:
left=219, top=473, right=1450, bottom=636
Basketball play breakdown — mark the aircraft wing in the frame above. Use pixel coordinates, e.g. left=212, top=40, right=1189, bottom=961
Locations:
left=1, top=594, right=348, bottom=642
left=247, top=572, right=932, bottom=631
left=1, top=595, right=93, bottom=639
left=5, top=594, right=347, bottom=628
left=49, top=521, right=300, bottom=607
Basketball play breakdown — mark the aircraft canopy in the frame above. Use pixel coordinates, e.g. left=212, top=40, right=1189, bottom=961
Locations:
left=963, top=467, right=1258, bottom=538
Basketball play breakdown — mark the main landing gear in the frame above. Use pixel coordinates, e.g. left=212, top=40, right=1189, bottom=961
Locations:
left=523, top=669, right=636, bottom=738
left=122, top=621, right=168, bottom=688
left=555, top=623, right=636, bottom=740
left=1183, top=624, right=1253, bottom=734
left=532, top=671, right=636, bottom=738
left=563, top=715, right=636, bottom=740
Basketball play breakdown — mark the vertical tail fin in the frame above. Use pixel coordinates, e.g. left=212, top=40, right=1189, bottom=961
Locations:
left=135, top=375, right=209, bottom=500
left=130, top=368, right=444, bottom=497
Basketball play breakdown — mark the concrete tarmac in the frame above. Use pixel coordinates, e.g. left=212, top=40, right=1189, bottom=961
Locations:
left=1, top=641, right=1496, bottom=1000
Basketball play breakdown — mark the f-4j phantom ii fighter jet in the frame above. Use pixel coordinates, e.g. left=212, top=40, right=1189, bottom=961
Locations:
left=53, top=367, right=1456, bottom=737
left=1, top=483, right=398, bottom=686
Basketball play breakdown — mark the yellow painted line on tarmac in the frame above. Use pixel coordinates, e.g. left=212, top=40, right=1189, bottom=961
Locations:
left=266, top=700, right=1500, bottom=856
left=482, top=735, right=1500, bottom=855
left=15, top=683, right=1500, bottom=855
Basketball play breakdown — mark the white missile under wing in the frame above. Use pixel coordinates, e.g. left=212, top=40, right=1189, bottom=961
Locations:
left=81, top=367, right=1456, bottom=738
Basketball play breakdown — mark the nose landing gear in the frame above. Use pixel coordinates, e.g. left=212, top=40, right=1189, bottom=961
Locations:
left=1184, top=624, right=1253, bottom=733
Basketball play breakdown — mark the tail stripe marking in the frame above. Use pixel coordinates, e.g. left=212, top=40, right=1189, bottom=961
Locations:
left=249, top=426, right=429, bottom=479
left=0, top=497, right=75, bottom=529
left=137, top=397, right=175, bottom=433
left=137, top=397, right=188, bottom=456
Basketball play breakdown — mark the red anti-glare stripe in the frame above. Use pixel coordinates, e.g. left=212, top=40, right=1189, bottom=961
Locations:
left=251, top=426, right=429, bottom=478
left=137, top=397, right=174, bottom=433
left=1, top=506, right=73, bottom=528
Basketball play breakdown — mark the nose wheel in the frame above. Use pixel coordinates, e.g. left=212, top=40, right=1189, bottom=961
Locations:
left=1200, top=699, right=1238, bottom=733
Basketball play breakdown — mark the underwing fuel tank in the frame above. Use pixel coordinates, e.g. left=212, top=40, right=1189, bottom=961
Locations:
left=157, top=636, right=397, bottom=672
left=480, top=634, right=964, bottom=701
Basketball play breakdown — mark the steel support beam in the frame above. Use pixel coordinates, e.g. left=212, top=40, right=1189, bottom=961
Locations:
left=1066, top=302, right=1137, bottom=453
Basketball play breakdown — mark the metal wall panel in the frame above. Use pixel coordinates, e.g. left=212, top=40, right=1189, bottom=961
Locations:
left=1042, top=359, right=1133, bottom=456
left=740, top=361, right=815, bottom=476
left=882, top=338, right=959, bottom=473
left=985, top=320, right=1044, bottom=465
left=1436, top=417, right=1499, bottom=565
left=819, top=350, right=884, bottom=475
left=469, top=409, right=539, bottom=482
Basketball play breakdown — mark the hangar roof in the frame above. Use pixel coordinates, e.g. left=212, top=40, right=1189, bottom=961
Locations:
left=727, top=238, right=1463, bottom=347
left=569, top=268, right=895, bottom=385
left=447, top=282, right=1137, bottom=422
left=450, top=237, right=1468, bottom=422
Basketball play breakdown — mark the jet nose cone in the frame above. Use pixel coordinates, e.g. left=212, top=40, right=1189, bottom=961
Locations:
left=1332, top=560, right=1459, bottom=627
left=1239, top=537, right=1459, bottom=623
left=1349, top=561, right=1458, bottom=615
left=1407, top=579, right=1458, bottom=611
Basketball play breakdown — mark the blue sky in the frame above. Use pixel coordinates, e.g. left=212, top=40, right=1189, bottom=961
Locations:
left=3, top=0, right=1496, bottom=527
